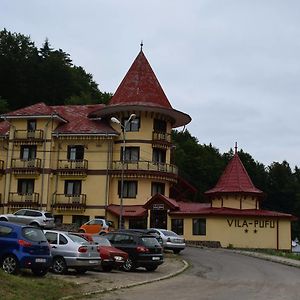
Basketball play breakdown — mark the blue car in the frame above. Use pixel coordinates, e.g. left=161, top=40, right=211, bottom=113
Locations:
left=0, top=221, right=52, bottom=276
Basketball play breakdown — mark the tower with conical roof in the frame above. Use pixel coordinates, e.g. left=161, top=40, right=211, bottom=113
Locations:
left=205, top=147, right=264, bottom=210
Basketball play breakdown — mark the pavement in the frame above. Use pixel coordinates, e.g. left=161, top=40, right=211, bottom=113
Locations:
left=56, top=248, right=300, bottom=299
left=56, top=253, right=189, bottom=300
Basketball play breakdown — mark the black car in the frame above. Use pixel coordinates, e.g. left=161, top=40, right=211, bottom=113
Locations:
left=105, top=231, right=164, bottom=272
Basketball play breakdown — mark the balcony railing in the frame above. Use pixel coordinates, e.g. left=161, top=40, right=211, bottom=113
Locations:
left=14, top=130, right=44, bottom=140
left=8, top=192, right=40, bottom=208
left=152, top=131, right=172, bottom=143
left=57, top=160, right=88, bottom=176
left=11, top=158, right=42, bottom=170
left=112, top=160, right=178, bottom=175
left=52, top=194, right=87, bottom=210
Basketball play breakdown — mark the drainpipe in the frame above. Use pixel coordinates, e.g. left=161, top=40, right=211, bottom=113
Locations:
left=40, top=116, right=52, bottom=210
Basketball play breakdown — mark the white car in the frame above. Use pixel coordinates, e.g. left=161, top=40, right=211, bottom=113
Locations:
left=44, top=230, right=101, bottom=274
left=0, top=209, right=55, bottom=228
left=149, top=228, right=186, bottom=254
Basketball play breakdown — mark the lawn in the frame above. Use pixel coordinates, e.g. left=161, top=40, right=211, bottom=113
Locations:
left=0, top=270, right=81, bottom=300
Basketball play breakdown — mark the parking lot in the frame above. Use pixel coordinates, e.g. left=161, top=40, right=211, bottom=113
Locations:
left=49, top=254, right=186, bottom=297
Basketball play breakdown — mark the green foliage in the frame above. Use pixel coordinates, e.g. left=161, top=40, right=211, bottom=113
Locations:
left=0, top=28, right=111, bottom=110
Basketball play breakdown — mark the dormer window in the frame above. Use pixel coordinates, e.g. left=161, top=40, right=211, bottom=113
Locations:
left=27, top=119, right=37, bottom=131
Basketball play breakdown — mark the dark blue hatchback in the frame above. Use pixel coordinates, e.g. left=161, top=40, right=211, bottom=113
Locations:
left=0, top=221, right=52, bottom=276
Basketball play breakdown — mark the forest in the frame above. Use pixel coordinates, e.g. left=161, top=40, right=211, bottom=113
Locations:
left=1, top=29, right=300, bottom=238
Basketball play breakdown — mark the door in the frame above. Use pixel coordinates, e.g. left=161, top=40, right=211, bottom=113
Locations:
left=150, top=210, right=168, bottom=229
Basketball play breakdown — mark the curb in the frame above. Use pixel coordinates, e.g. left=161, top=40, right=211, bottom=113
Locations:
left=60, top=259, right=189, bottom=300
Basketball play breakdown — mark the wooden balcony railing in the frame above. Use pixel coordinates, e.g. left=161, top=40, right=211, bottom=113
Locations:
left=8, top=192, right=40, bottom=208
left=112, top=160, right=178, bottom=175
left=52, top=193, right=87, bottom=210
left=14, top=130, right=44, bottom=140
left=11, top=158, right=41, bottom=169
left=152, top=131, right=172, bottom=143
left=57, top=160, right=88, bottom=176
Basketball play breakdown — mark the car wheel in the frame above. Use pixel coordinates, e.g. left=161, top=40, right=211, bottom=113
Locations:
left=52, top=257, right=67, bottom=274
left=122, top=258, right=136, bottom=272
left=173, top=249, right=181, bottom=254
left=99, top=231, right=106, bottom=235
left=31, top=268, right=48, bottom=277
left=102, top=265, right=113, bottom=272
left=75, top=268, right=87, bottom=274
left=0, top=217, right=7, bottom=221
left=2, top=255, right=19, bottom=274
left=145, top=265, right=158, bottom=272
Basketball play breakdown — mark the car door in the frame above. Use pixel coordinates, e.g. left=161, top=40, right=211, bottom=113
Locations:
left=45, top=231, right=60, bottom=257
left=9, top=209, right=27, bottom=223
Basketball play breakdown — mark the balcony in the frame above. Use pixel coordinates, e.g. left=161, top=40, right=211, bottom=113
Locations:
left=8, top=192, right=40, bottom=209
left=11, top=158, right=42, bottom=175
left=152, top=131, right=172, bottom=148
left=57, top=160, right=88, bottom=177
left=111, top=160, right=178, bottom=181
left=13, top=130, right=44, bottom=144
left=52, top=194, right=86, bottom=211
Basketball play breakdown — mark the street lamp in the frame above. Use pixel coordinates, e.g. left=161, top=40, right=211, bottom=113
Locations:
left=111, top=114, right=136, bottom=229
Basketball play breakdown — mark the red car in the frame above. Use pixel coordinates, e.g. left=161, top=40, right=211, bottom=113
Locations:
left=72, top=233, right=128, bottom=272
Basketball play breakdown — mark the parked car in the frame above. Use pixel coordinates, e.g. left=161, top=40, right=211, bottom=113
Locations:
left=119, top=229, right=164, bottom=247
left=0, top=209, right=55, bottom=229
left=78, top=219, right=114, bottom=234
left=43, top=230, right=101, bottom=274
left=148, top=228, right=186, bottom=254
left=0, top=221, right=52, bottom=276
left=105, top=231, right=164, bottom=272
left=71, top=232, right=128, bottom=272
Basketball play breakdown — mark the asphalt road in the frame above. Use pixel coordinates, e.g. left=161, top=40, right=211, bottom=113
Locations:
left=93, top=247, right=300, bottom=300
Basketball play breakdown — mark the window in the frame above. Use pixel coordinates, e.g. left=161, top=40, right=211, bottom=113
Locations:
left=151, top=182, right=165, bottom=196
left=171, top=219, right=184, bottom=235
left=20, top=145, right=36, bottom=160
left=193, top=218, right=206, bottom=235
left=0, top=226, right=13, bottom=236
left=118, top=181, right=138, bottom=198
left=153, top=148, right=166, bottom=163
left=129, top=218, right=147, bottom=229
left=67, top=145, right=84, bottom=160
left=122, top=147, right=139, bottom=162
left=123, top=117, right=140, bottom=132
left=24, top=210, right=42, bottom=217
left=59, top=234, right=68, bottom=245
left=153, top=119, right=167, bottom=133
left=64, top=180, right=81, bottom=195
left=17, top=179, right=34, bottom=194
left=27, top=119, right=37, bottom=131
left=45, top=232, right=58, bottom=244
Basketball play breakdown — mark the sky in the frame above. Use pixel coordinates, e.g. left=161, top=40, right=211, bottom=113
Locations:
left=1, top=0, right=300, bottom=168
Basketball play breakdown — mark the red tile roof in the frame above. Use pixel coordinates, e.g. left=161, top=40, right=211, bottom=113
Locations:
left=0, top=121, right=10, bottom=136
left=144, top=194, right=180, bottom=210
left=205, top=152, right=264, bottom=196
left=5, top=102, right=56, bottom=117
left=107, top=204, right=147, bottom=217
left=109, top=50, right=172, bottom=109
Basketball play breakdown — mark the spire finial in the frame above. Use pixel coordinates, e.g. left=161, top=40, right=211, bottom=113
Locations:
left=234, top=142, right=238, bottom=154
left=140, top=40, right=143, bottom=51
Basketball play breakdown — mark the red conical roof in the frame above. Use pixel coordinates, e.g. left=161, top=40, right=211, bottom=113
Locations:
left=109, top=50, right=172, bottom=108
left=205, top=152, right=263, bottom=196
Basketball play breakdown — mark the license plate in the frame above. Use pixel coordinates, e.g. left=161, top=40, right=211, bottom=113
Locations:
left=114, top=256, right=124, bottom=261
left=152, top=257, right=160, bottom=260
left=35, top=258, right=46, bottom=263
left=89, top=260, right=99, bottom=264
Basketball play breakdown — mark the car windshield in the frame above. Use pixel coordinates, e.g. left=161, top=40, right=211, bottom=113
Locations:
left=22, top=228, right=48, bottom=242
left=44, top=213, right=53, bottom=218
left=160, top=230, right=178, bottom=237
left=68, top=234, right=89, bottom=244
left=92, top=237, right=111, bottom=246
left=141, top=237, right=160, bottom=247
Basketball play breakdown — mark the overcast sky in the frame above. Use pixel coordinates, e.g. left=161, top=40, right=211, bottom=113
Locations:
left=1, top=0, right=300, bottom=168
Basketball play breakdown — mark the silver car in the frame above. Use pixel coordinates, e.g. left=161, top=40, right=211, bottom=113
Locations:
left=149, top=228, right=186, bottom=254
left=44, top=230, right=101, bottom=274
left=0, top=209, right=55, bottom=229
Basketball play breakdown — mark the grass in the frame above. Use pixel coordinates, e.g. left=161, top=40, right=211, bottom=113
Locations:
left=255, top=249, right=300, bottom=261
left=0, top=270, right=81, bottom=300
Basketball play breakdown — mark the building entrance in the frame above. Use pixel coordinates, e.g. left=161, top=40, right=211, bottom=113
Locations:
left=150, top=209, right=167, bottom=229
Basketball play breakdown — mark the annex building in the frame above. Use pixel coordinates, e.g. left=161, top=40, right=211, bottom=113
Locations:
left=0, top=48, right=294, bottom=250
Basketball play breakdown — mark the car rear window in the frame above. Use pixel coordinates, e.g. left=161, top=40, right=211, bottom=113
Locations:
left=68, top=234, right=89, bottom=244
left=141, top=237, right=160, bottom=247
left=161, top=230, right=177, bottom=237
left=92, top=237, right=111, bottom=246
left=22, top=228, right=47, bottom=242
left=44, top=213, right=53, bottom=218
left=0, top=225, right=13, bottom=236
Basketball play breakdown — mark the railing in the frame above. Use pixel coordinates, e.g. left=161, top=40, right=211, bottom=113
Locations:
left=58, top=159, right=88, bottom=170
left=14, top=130, right=44, bottom=140
left=52, top=194, right=87, bottom=209
left=8, top=192, right=40, bottom=208
left=152, top=131, right=172, bottom=143
left=112, top=160, right=178, bottom=175
left=11, top=158, right=42, bottom=169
